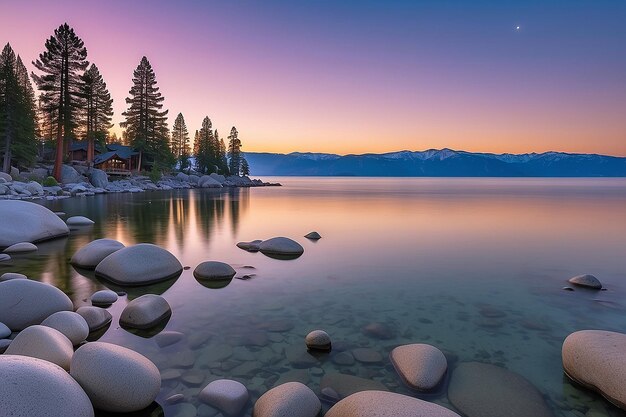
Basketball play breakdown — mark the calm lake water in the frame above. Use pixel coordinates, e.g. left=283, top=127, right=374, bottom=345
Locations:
left=4, top=177, right=626, bottom=417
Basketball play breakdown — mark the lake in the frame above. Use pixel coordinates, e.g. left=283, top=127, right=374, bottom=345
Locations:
left=4, top=177, right=626, bottom=417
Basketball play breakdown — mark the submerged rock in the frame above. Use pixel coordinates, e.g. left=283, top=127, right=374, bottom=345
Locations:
left=448, top=362, right=553, bottom=417
left=95, top=243, right=183, bottom=286
left=562, top=330, right=626, bottom=409
left=119, top=294, right=171, bottom=329
left=41, top=311, right=89, bottom=346
left=325, top=391, right=461, bottom=417
left=254, top=382, right=320, bottom=417
left=76, top=306, right=113, bottom=332
left=3, top=242, right=38, bottom=253
left=66, top=216, right=95, bottom=226
left=259, top=237, right=304, bottom=258
left=352, top=348, right=383, bottom=363
left=362, top=322, right=396, bottom=340
left=199, top=379, right=249, bottom=416
left=305, top=329, right=332, bottom=351
left=0, top=279, right=73, bottom=331
left=5, top=325, right=74, bottom=370
left=0, top=200, right=70, bottom=247
left=71, top=238, right=125, bottom=269
left=194, top=261, right=236, bottom=280
left=320, top=373, right=388, bottom=400
left=155, top=331, right=184, bottom=348
left=0, top=355, right=94, bottom=417
left=390, top=343, right=447, bottom=391
left=568, top=274, right=602, bottom=289
left=71, top=342, right=161, bottom=413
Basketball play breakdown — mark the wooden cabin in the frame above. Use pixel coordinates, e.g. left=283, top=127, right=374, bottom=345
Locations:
left=93, top=144, right=139, bottom=176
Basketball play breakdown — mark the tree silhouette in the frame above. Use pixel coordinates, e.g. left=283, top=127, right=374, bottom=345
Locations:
left=80, top=63, right=113, bottom=163
left=227, top=126, right=242, bottom=175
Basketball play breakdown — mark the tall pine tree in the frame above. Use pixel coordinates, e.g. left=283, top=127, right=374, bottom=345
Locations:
left=120, top=56, right=172, bottom=171
left=227, top=126, right=242, bottom=176
left=240, top=155, right=250, bottom=176
left=195, top=116, right=214, bottom=174
left=170, top=112, right=189, bottom=159
left=80, top=63, right=113, bottom=163
left=32, top=23, right=88, bottom=180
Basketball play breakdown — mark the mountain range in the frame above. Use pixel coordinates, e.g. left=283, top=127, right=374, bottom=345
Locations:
left=241, top=149, right=626, bottom=177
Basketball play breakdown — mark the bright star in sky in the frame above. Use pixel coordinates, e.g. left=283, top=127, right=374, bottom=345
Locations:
left=516, top=25, right=521, bottom=30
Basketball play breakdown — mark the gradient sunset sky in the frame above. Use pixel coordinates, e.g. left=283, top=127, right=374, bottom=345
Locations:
left=1, top=0, right=625, bottom=155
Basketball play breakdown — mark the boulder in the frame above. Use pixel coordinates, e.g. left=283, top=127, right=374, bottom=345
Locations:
left=5, top=325, right=74, bottom=370
left=90, top=289, right=119, bottom=306
left=0, top=321, right=9, bottom=339
left=209, top=173, right=226, bottom=183
left=320, top=373, right=388, bottom=400
left=70, top=342, right=161, bottom=413
left=89, top=168, right=108, bottom=188
left=0, top=355, right=94, bottom=417
left=61, top=164, right=84, bottom=184
left=304, top=231, right=322, bottom=240
left=0, top=339, right=10, bottom=353
left=199, top=175, right=223, bottom=188
left=568, top=274, right=602, bottom=289
left=0, top=279, right=73, bottom=331
left=0, top=183, right=8, bottom=194
left=259, top=237, right=304, bottom=258
left=155, top=331, right=184, bottom=348
left=41, top=311, right=89, bottom=345
left=0, top=254, right=10, bottom=262
left=254, top=382, right=320, bottom=417
left=188, top=174, right=200, bottom=184
left=562, top=330, right=626, bottom=409
left=306, top=330, right=332, bottom=351
left=71, top=238, right=125, bottom=269
left=95, top=243, right=183, bottom=285
left=194, top=261, right=236, bottom=281
left=76, top=306, right=112, bottom=332
left=199, top=379, right=249, bottom=416
left=448, top=362, right=553, bottom=417
left=326, top=391, right=461, bottom=417
left=0, top=200, right=69, bottom=247
left=390, top=344, right=447, bottom=391
left=237, top=239, right=263, bottom=252
left=25, top=181, right=44, bottom=195
left=176, top=172, right=190, bottom=182
left=119, top=294, right=171, bottom=329
left=0, top=272, right=27, bottom=281
left=3, top=242, right=38, bottom=253
left=0, top=172, right=11, bottom=182
left=66, top=216, right=95, bottom=226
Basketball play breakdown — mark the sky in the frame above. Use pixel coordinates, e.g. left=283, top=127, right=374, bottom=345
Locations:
left=1, top=0, right=625, bottom=156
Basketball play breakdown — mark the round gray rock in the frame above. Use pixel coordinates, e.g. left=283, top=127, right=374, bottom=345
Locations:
left=237, top=240, right=263, bottom=252
left=568, top=274, right=602, bottom=289
left=0, top=321, right=10, bottom=339
left=254, top=382, right=320, bottom=417
left=0, top=272, right=27, bottom=281
left=120, top=294, right=171, bottom=329
left=390, top=343, right=447, bottom=391
left=0, top=253, right=10, bottom=262
left=95, top=243, right=183, bottom=285
left=563, top=330, right=626, bottom=409
left=71, top=239, right=125, bottom=269
left=3, top=242, right=38, bottom=253
left=5, top=325, right=74, bottom=370
left=41, top=311, right=89, bottom=346
left=259, top=237, right=304, bottom=256
left=76, top=306, right=113, bottom=332
left=194, top=261, right=236, bottom=280
left=0, top=279, right=73, bottom=331
left=304, top=231, right=321, bottom=240
left=306, top=330, right=332, bottom=351
left=90, top=289, right=119, bottom=306
left=448, top=362, right=553, bottom=417
left=0, top=200, right=70, bottom=247
left=326, top=390, right=461, bottom=417
left=0, top=355, right=94, bottom=417
left=66, top=216, right=95, bottom=226
left=71, top=341, right=161, bottom=413
left=199, top=379, right=249, bottom=416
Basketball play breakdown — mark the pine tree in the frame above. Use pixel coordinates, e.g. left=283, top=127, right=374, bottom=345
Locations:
left=170, top=112, right=189, bottom=159
left=80, top=63, right=113, bottom=163
left=32, top=23, right=89, bottom=180
left=195, top=116, right=214, bottom=174
left=240, top=155, right=250, bottom=176
left=192, top=129, right=199, bottom=156
left=110, top=131, right=119, bottom=144
left=227, top=126, right=242, bottom=176
left=216, top=131, right=229, bottom=175
left=0, top=44, right=38, bottom=173
left=120, top=56, right=171, bottom=171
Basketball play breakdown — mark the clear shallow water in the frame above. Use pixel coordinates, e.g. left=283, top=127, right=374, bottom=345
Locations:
left=3, top=177, right=626, bottom=417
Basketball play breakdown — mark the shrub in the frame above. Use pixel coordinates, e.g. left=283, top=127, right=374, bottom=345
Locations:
left=43, top=176, right=58, bottom=187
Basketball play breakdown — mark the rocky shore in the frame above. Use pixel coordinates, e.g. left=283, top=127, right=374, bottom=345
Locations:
left=0, top=164, right=279, bottom=201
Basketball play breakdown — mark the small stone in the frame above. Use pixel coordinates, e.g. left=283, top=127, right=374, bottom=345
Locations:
left=0, top=272, right=27, bottom=281
left=166, top=403, right=197, bottom=417
left=181, top=370, right=206, bottom=386
left=76, top=306, right=112, bottom=332
left=90, top=289, right=119, bottom=306
left=3, top=242, right=38, bottom=253
left=568, top=274, right=603, bottom=289
left=305, top=330, right=332, bottom=351
left=0, top=254, right=10, bottom=262
left=390, top=343, right=447, bottom=391
left=259, top=237, right=304, bottom=259
left=199, top=379, right=249, bottom=416
left=562, top=286, right=575, bottom=291
left=304, top=231, right=321, bottom=240
left=332, top=351, right=355, bottom=366
left=5, top=325, right=74, bottom=370
left=320, top=373, right=388, bottom=400
left=237, top=240, right=263, bottom=252
left=155, top=330, right=185, bottom=347
left=161, top=369, right=182, bottom=381
left=362, top=322, right=395, bottom=340
left=165, top=394, right=185, bottom=404
left=66, top=216, right=95, bottom=225
left=0, top=321, right=10, bottom=339
left=352, top=348, right=383, bottom=363
left=254, top=382, right=320, bottom=417
left=194, top=261, right=236, bottom=280
left=41, top=311, right=90, bottom=345
left=120, top=294, right=171, bottom=329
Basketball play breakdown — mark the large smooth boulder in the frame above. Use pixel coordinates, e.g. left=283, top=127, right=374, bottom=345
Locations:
left=0, top=355, right=94, bottom=417
left=76, top=306, right=112, bottom=332
left=70, top=342, right=161, bottom=413
left=95, top=243, right=183, bottom=285
left=199, top=379, right=249, bottom=416
left=199, top=175, right=223, bottom=188
left=66, top=216, right=95, bottom=226
left=5, top=325, right=74, bottom=370
left=390, top=343, right=447, bottom=391
left=194, top=261, right=236, bottom=281
left=326, top=391, right=461, bottom=417
left=25, top=181, right=44, bottom=195
left=71, top=238, right=125, bottom=269
left=3, top=242, right=38, bottom=253
left=563, top=330, right=626, bottom=409
left=209, top=173, right=226, bottom=183
left=0, top=279, right=73, bottom=331
left=259, top=237, right=304, bottom=258
left=0, top=200, right=69, bottom=247
left=119, top=294, right=171, bottom=329
left=448, top=362, right=553, bottom=417
left=41, top=311, right=89, bottom=346
left=61, top=164, right=84, bottom=184
left=254, top=382, right=320, bottom=417
left=568, top=274, right=602, bottom=289
left=0, top=172, right=11, bottom=182
left=89, top=168, right=108, bottom=188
